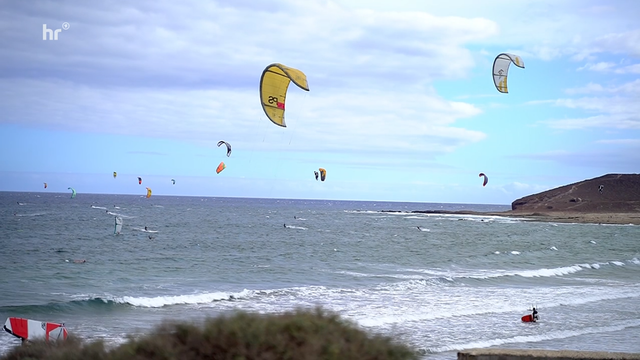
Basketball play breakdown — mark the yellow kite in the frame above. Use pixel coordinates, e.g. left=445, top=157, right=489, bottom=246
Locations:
left=259, top=63, right=309, bottom=127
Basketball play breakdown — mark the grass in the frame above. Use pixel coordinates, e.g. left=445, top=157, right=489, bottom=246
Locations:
left=1, top=308, right=419, bottom=360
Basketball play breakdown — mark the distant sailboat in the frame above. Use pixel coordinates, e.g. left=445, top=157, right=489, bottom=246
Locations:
left=114, top=216, right=123, bottom=235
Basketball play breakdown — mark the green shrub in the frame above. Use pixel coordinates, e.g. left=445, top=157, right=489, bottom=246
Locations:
left=2, top=308, right=418, bottom=360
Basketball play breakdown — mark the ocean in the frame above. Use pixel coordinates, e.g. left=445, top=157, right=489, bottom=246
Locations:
left=1, top=192, right=639, bottom=359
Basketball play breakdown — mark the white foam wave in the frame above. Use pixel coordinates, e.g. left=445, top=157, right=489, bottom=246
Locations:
left=134, top=228, right=158, bottom=233
left=285, top=225, right=307, bottom=230
left=352, top=285, right=640, bottom=328
left=109, top=289, right=254, bottom=308
left=403, top=264, right=586, bottom=280
left=334, top=270, right=427, bottom=281
left=15, top=212, right=46, bottom=217
left=91, top=205, right=107, bottom=210
left=426, top=319, right=640, bottom=354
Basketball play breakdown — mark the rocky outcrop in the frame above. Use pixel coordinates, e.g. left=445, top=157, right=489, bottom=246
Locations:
left=511, top=174, right=640, bottom=213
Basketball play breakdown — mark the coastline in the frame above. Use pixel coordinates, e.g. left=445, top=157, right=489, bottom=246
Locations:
left=396, top=210, right=640, bottom=225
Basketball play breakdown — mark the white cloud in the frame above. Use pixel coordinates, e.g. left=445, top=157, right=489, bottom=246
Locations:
left=0, top=0, right=500, bottom=163
left=0, top=78, right=486, bottom=157
left=595, top=139, right=640, bottom=145
left=577, top=62, right=616, bottom=72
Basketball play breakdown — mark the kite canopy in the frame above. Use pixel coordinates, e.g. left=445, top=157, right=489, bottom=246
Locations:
left=44, top=182, right=47, bottom=189
left=492, top=53, right=524, bottom=93
left=4, top=317, right=68, bottom=342
left=319, top=168, right=327, bottom=182
left=138, top=177, right=142, bottom=185
left=171, top=179, right=176, bottom=185
left=217, top=141, right=232, bottom=157
left=259, top=63, right=309, bottom=127
left=314, top=171, right=319, bottom=181
left=113, top=172, right=117, bottom=179
left=145, top=187, right=152, bottom=198
left=68, top=187, right=76, bottom=198
left=216, top=162, right=226, bottom=174
left=479, top=173, right=488, bottom=187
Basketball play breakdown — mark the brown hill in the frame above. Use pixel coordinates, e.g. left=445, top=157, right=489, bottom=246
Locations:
left=511, top=174, right=640, bottom=213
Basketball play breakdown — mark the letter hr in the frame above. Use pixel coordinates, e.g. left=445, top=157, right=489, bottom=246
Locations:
left=43, top=24, right=62, bottom=40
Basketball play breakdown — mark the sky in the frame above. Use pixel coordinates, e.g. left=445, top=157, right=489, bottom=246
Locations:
left=1, top=0, right=639, bottom=205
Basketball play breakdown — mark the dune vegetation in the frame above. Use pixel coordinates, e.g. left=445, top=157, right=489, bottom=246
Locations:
left=1, top=308, right=419, bottom=360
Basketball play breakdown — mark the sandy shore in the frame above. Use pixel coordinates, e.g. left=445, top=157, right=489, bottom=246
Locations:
left=405, top=210, right=640, bottom=225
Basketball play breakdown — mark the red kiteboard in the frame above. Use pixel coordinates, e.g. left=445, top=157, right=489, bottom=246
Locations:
left=521, top=314, right=534, bottom=322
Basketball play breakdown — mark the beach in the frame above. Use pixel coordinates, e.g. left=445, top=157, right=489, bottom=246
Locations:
left=502, top=211, right=640, bottom=226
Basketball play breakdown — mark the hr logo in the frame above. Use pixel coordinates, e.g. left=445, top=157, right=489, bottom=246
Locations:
left=43, top=22, right=70, bottom=40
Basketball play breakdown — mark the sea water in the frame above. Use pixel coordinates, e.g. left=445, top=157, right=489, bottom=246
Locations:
left=1, top=192, right=639, bottom=359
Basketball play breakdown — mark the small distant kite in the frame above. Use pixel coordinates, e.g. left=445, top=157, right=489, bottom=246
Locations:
left=216, top=162, right=226, bottom=174
left=217, top=141, right=232, bottom=157
left=113, top=172, right=117, bottom=179
left=314, top=171, right=319, bottom=180
left=260, top=63, right=309, bottom=127
left=599, top=185, right=604, bottom=194
left=44, top=182, right=47, bottom=189
left=145, top=187, right=152, bottom=198
left=171, top=179, right=176, bottom=185
left=492, top=53, right=524, bottom=93
left=479, top=173, right=488, bottom=187
left=68, top=187, right=76, bottom=198
left=319, top=168, right=327, bottom=182
left=138, top=177, right=142, bottom=185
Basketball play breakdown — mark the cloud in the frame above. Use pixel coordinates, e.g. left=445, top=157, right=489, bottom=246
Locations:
left=0, top=0, right=497, bottom=161
left=595, top=138, right=640, bottom=145
left=577, top=62, right=616, bottom=72
left=542, top=79, right=640, bottom=130
left=577, top=61, right=640, bottom=74
left=564, top=79, right=640, bottom=94
left=517, top=146, right=640, bottom=173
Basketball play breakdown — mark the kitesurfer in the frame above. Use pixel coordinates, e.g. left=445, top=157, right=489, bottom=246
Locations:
left=417, top=226, right=421, bottom=230
left=144, top=226, right=148, bottom=231
left=284, top=224, right=286, bottom=228
left=532, top=307, right=539, bottom=322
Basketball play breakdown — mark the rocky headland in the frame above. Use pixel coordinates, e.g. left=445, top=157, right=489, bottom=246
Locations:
left=404, top=174, right=640, bottom=225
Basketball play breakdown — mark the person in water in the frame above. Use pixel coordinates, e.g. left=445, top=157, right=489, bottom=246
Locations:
left=144, top=226, right=148, bottom=231
left=532, top=307, right=539, bottom=322
left=417, top=226, right=421, bottom=230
